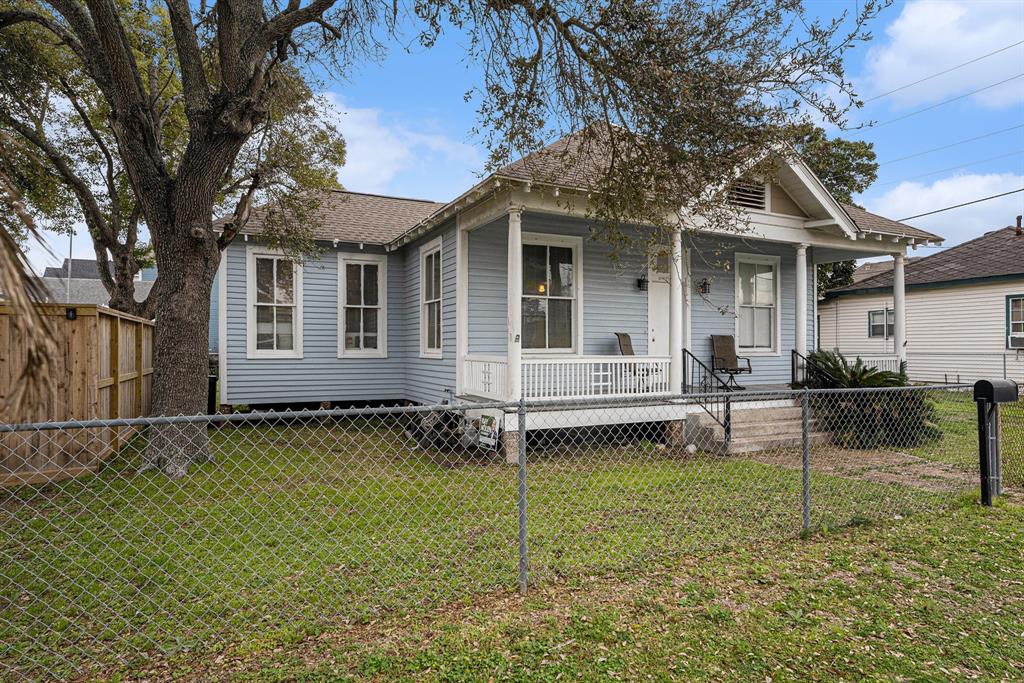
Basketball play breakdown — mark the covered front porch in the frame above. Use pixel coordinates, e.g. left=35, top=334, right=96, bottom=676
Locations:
left=455, top=216, right=909, bottom=405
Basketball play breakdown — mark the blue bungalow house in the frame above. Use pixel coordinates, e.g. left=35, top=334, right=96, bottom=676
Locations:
left=214, top=134, right=941, bottom=447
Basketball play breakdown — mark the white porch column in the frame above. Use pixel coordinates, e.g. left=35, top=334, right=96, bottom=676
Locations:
left=669, top=229, right=684, bottom=393
left=506, top=208, right=523, bottom=400
left=893, top=252, right=906, bottom=363
left=795, top=244, right=808, bottom=357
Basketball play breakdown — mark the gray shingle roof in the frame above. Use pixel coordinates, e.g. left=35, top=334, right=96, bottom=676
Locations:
left=496, top=132, right=941, bottom=242
left=840, top=203, right=941, bottom=242
left=827, top=226, right=1024, bottom=296
left=42, top=258, right=113, bottom=279
left=235, top=190, right=445, bottom=245
left=36, top=277, right=153, bottom=305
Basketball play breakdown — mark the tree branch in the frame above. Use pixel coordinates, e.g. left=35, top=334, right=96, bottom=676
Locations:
left=163, top=0, right=210, bottom=119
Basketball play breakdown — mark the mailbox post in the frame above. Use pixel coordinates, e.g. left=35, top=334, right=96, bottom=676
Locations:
left=973, top=379, right=1019, bottom=506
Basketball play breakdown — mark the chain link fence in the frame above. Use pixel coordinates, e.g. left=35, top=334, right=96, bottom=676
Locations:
left=0, top=384, right=1000, bottom=679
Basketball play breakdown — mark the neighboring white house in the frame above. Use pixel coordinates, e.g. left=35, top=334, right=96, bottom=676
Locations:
left=819, top=219, right=1024, bottom=384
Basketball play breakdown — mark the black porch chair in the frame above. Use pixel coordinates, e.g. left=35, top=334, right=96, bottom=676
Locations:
left=710, top=334, right=752, bottom=390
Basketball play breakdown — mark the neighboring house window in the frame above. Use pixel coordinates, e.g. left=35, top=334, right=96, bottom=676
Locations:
left=867, top=308, right=895, bottom=339
left=735, top=254, right=779, bottom=352
left=420, top=238, right=443, bottom=358
left=246, top=249, right=302, bottom=359
left=522, top=234, right=580, bottom=351
left=339, top=253, right=387, bottom=357
left=1009, top=295, right=1024, bottom=349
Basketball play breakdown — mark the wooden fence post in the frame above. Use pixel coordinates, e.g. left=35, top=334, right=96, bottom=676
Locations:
left=110, top=313, right=120, bottom=451
left=135, top=319, right=144, bottom=418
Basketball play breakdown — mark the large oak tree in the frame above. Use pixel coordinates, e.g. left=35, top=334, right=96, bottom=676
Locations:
left=0, top=0, right=886, bottom=475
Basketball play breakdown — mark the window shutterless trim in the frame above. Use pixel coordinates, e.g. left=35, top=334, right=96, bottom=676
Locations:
left=245, top=246, right=303, bottom=359
left=521, top=232, right=583, bottom=355
left=867, top=308, right=895, bottom=339
left=419, top=236, right=443, bottom=359
left=1007, top=294, right=1024, bottom=348
left=734, top=252, right=781, bottom=356
left=338, top=252, right=388, bottom=359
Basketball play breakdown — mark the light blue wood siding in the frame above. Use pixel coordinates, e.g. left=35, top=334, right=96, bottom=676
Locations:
left=686, top=234, right=814, bottom=385
left=466, top=212, right=649, bottom=357
left=401, top=222, right=458, bottom=404
left=223, top=240, right=408, bottom=405
left=222, top=210, right=815, bottom=404
left=467, top=218, right=509, bottom=355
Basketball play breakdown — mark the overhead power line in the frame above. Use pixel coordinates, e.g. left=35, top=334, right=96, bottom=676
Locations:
left=868, top=72, right=1024, bottom=129
left=897, top=188, right=1024, bottom=221
left=874, top=149, right=1024, bottom=188
left=878, top=124, right=1024, bottom=165
left=865, top=40, right=1024, bottom=103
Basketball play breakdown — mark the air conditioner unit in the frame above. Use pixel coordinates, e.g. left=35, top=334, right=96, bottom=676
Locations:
left=1009, top=336, right=1024, bottom=349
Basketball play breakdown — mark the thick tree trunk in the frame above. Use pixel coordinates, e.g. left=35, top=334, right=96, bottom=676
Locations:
left=141, top=210, right=220, bottom=478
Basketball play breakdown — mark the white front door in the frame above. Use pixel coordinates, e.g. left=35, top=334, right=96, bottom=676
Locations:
left=648, top=257, right=671, bottom=356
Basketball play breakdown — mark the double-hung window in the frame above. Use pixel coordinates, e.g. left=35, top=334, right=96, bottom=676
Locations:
left=339, top=254, right=387, bottom=357
left=522, top=235, right=580, bottom=351
left=868, top=308, right=895, bottom=339
left=1009, top=295, right=1024, bottom=349
left=420, top=238, right=443, bottom=358
left=247, top=249, right=302, bottom=358
left=736, top=254, right=779, bottom=353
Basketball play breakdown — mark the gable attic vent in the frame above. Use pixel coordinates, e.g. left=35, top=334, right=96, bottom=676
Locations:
left=727, top=180, right=767, bottom=211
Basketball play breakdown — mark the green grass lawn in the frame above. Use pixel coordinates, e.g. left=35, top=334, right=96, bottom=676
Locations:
left=0, top=417, right=969, bottom=680
left=908, top=389, right=1024, bottom=485
left=0, top=401, right=1003, bottom=679
left=207, top=499, right=1024, bottom=682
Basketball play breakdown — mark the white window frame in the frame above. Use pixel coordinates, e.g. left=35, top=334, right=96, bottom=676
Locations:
left=1009, top=295, right=1024, bottom=348
left=521, top=232, right=583, bottom=355
left=419, top=237, right=443, bottom=359
left=734, top=252, right=781, bottom=356
left=246, top=246, right=303, bottom=359
left=338, top=252, right=388, bottom=358
left=867, top=308, right=895, bottom=339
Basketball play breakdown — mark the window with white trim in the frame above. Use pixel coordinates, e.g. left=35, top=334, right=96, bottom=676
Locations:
left=736, top=255, right=778, bottom=352
left=868, top=308, right=895, bottom=339
left=339, top=254, right=387, bottom=357
left=247, top=250, right=302, bottom=358
left=420, top=239, right=443, bottom=357
left=522, top=236, right=578, bottom=351
left=1009, top=295, right=1024, bottom=349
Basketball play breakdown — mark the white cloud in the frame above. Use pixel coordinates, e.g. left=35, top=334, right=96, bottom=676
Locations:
left=865, top=172, right=1024, bottom=247
left=860, top=0, right=1024, bottom=109
left=322, top=93, right=483, bottom=201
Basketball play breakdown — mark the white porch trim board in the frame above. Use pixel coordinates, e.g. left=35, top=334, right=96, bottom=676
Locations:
left=893, top=252, right=907, bottom=363
left=506, top=208, right=523, bottom=400
left=669, top=229, right=684, bottom=395
left=795, top=243, right=808, bottom=357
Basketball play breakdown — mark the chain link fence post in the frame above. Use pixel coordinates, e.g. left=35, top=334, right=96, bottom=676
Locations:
left=801, top=387, right=811, bottom=533
left=517, top=398, right=528, bottom=594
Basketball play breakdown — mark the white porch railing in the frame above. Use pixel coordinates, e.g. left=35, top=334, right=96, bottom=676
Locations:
left=857, top=355, right=902, bottom=373
left=464, top=355, right=673, bottom=401
left=463, top=356, right=509, bottom=400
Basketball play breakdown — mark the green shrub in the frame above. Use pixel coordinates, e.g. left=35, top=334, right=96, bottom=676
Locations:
left=804, top=350, right=941, bottom=449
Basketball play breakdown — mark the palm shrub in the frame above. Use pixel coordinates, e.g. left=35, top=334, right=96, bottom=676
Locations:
left=805, top=350, right=941, bottom=449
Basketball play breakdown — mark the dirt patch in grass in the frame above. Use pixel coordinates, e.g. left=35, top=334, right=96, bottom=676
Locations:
left=745, top=446, right=975, bottom=492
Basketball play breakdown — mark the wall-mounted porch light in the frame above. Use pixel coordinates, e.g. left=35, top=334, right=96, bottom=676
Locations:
left=636, top=276, right=648, bottom=291
left=697, top=278, right=711, bottom=295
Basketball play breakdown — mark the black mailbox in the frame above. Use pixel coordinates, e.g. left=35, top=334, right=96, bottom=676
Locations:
left=973, top=379, right=1019, bottom=404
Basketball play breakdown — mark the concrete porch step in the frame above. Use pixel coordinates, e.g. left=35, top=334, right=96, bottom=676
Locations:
left=696, top=418, right=822, bottom=441
left=724, top=430, right=832, bottom=455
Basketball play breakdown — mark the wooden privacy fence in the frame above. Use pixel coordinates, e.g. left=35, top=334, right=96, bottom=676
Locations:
left=0, top=305, right=154, bottom=486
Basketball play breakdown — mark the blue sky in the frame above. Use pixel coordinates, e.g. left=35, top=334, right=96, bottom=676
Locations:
left=28, top=0, right=1024, bottom=270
